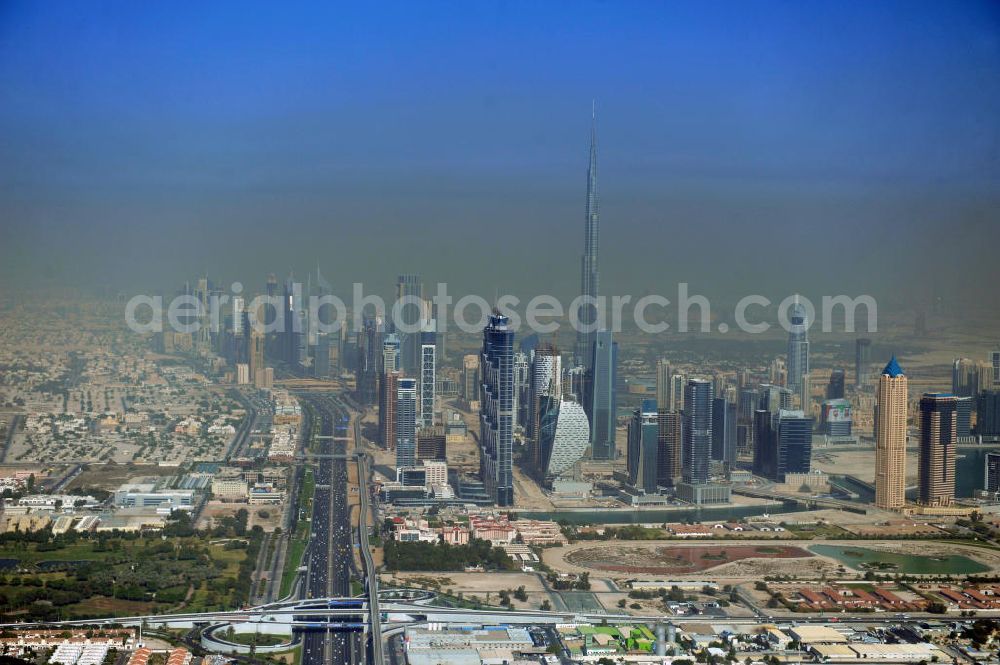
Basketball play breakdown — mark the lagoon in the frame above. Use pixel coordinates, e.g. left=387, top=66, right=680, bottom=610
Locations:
left=810, top=544, right=989, bottom=575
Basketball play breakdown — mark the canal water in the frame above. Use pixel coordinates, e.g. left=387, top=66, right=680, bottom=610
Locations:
left=522, top=501, right=808, bottom=526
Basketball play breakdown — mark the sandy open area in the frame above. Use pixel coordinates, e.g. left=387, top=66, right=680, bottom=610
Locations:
left=381, top=570, right=548, bottom=593
left=542, top=539, right=1000, bottom=583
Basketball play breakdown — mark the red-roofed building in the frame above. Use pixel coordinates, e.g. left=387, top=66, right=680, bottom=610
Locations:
left=872, top=587, right=905, bottom=607
left=470, top=516, right=516, bottom=544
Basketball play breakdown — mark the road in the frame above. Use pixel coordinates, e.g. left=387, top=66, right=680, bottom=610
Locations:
left=252, top=402, right=312, bottom=606
left=298, top=394, right=362, bottom=665
left=356, top=446, right=384, bottom=665
left=9, top=596, right=991, bottom=630
left=225, top=390, right=260, bottom=460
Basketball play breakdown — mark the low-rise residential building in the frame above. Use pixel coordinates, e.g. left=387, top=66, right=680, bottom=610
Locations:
left=470, top=516, right=516, bottom=544
left=248, top=483, right=284, bottom=505
left=510, top=519, right=565, bottom=545
left=113, top=484, right=195, bottom=511
left=211, top=477, right=248, bottom=501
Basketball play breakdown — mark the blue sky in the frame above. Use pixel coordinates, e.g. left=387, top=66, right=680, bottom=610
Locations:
left=1, top=1, right=998, bottom=303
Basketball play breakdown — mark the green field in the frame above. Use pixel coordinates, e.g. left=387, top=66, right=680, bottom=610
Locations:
left=279, top=467, right=315, bottom=598
left=228, top=632, right=290, bottom=647
left=0, top=516, right=259, bottom=621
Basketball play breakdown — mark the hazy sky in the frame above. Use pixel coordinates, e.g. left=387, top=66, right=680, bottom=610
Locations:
left=1, top=1, right=998, bottom=308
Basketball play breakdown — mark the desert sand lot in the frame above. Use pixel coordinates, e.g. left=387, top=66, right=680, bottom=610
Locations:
left=382, top=570, right=548, bottom=593
left=542, top=539, right=1000, bottom=582
left=811, top=445, right=918, bottom=485
left=379, top=571, right=555, bottom=610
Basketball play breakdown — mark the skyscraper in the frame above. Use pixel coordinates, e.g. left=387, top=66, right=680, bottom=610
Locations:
left=992, top=349, right=1000, bottom=386
left=855, top=338, right=872, bottom=389
left=528, top=345, right=561, bottom=442
left=574, top=107, right=600, bottom=369
left=357, top=314, right=383, bottom=405
left=826, top=369, right=846, bottom=400
left=918, top=393, right=957, bottom=507
left=656, top=408, right=683, bottom=488
left=952, top=358, right=993, bottom=397
left=977, top=391, right=1000, bottom=438
left=955, top=396, right=973, bottom=439
left=775, top=410, right=813, bottom=482
left=314, top=332, right=331, bottom=378
left=382, top=333, right=401, bottom=374
left=985, top=451, right=1000, bottom=494
left=232, top=294, right=245, bottom=337
left=821, top=398, right=853, bottom=437
left=249, top=327, right=265, bottom=387
left=419, top=322, right=436, bottom=429
left=670, top=373, right=687, bottom=412
left=711, top=397, right=736, bottom=465
left=536, top=396, right=590, bottom=483
left=588, top=330, right=618, bottom=460
left=752, top=406, right=812, bottom=482
left=378, top=371, right=400, bottom=450
left=655, top=359, right=671, bottom=410
left=737, top=386, right=759, bottom=455
left=786, top=299, right=810, bottom=395
left=396, top=274, right=423, bottom=375
left=875, top=356, right=907, bottom=510
left=513, top=351, right=531, bottom=431
left=264, top=273, right=279, bottom=360
left=282, top=276, right=305, bottom=366
left=752, top=408, right=777, bottom=479
left=627, top=399, right=660, bottom=494
left=758, top=383, right=792, bottom=413
left=395, top=377, right=418, bottom=470
left=416, top=426, right=447, bottom=462
left=479, top=313, right=515, bottom=506
left=952, top=358, right=975, bottom=396
left=462, top=354, right=479, bottom=404
left=683, top=379, right=713, bottom=485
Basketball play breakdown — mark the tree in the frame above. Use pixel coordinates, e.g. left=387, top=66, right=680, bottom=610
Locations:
left=540, top=599, right=552, bottom=611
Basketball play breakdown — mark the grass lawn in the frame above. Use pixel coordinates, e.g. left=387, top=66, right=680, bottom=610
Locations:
left=279, top=539, right=306, bottom=598
left=228, top=633, right=290, bottom=647
left=69, top=597, right=158, bottom=617
left=786, top=523, right=851, bottom=538
left=0, top=542, right=118, bottom=565
left=278, top=465, right=316, bottom=599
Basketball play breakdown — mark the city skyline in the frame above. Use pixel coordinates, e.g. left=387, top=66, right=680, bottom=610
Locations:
left=3, top=4, right=1000, bottom=660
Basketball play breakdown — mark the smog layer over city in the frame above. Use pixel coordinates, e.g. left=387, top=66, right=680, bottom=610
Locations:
left=1, top=3, right=1000, bottom=665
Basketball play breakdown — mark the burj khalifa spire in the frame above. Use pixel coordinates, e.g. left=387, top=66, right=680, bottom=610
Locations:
left=575, top=103, right=600, bottom=369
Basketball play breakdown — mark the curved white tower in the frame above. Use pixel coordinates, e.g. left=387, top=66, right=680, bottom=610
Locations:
left=538, top=397, right=590, bottom=481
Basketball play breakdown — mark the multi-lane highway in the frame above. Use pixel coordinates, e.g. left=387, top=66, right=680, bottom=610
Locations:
left=298, top=394, right=362, bottom=665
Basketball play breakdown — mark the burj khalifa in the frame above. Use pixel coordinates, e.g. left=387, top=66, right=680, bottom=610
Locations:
left=574, top=106, right=600, bottom=369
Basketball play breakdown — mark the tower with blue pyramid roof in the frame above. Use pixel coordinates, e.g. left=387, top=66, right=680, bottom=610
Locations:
left=882, top=355, right=904, bottom=378
left=875, top=354, right=908, bottom=510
